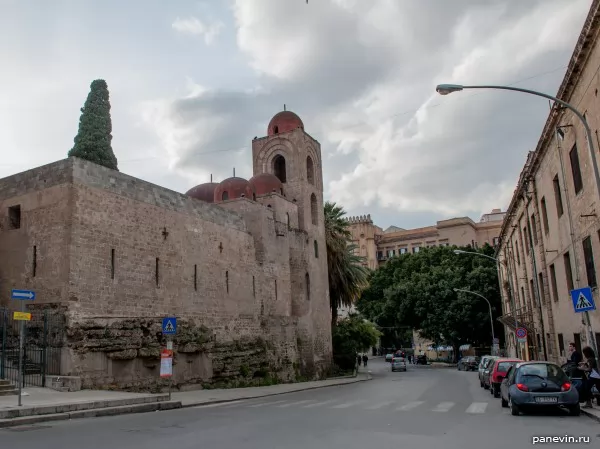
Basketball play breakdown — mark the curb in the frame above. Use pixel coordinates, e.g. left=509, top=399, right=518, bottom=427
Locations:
left=581, top=409, right=600, bottom=423
left=0, top=400, right=182, bottom=428
left=180, top=375, right=372, bottom=409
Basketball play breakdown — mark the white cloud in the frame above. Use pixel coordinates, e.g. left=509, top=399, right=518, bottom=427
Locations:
left=172, top=16, right=224, bottom=45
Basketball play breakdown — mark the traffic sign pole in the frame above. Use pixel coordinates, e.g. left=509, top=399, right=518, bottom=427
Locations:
left=161, top=317, right=177, bottom=400
left=17, top=298, right=24, bottom=406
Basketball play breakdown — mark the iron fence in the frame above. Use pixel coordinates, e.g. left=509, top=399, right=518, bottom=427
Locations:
left=0, top=308, right=65, bottom=387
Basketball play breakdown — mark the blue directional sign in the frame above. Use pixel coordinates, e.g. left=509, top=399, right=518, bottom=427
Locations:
left=570, top=287, right=596, bottom=313
left=162, top=317, right=177, bottom=335
left=11, top=289, right=35, bottom=300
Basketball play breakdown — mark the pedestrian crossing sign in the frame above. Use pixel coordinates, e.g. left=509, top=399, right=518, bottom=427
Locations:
left=570, top=287, right=596, bottom=313
left=162, top=317, right=177, bottom=335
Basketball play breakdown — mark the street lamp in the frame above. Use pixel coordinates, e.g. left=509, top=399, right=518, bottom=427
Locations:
left=454, top=249, right=520, bottom=357
left=454, top=288, right=496, bottom=354
left=435, top=83, right=600, bottom=203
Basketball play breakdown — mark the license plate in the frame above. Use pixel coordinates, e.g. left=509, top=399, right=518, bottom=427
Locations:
left=534, top=396, right=558, bottom=403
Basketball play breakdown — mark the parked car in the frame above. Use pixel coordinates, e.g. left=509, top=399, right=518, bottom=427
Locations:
left=479, top=356, right=498, bottom=387
left=391, top=357, right=407, bottom=372
left=500, top=361, right=580, bottom=416
left=415, top=355, right=428, bottom=365
left=385, top=353, right=394, bottom=362
left=457, top=356, right=480, bottom=371
left=489, top=358, right=523, bottom=397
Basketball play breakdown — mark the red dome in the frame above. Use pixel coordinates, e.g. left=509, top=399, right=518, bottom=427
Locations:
left=186, top=182, right=218, bottom=203
left=268, top=111, right=304, bottom=136
left=249, top=173, right=284, bottom=196
left=214, top=177, right=254, bottom=202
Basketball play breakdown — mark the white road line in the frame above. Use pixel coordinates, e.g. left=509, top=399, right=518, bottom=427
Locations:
left=247, top=400, right=286, bottom=408
left=276, top=400, right=314, bottom=408
left=432, top=402, right=455, bottom=412
left=194, top=400, right=245, bottom=409
left=396, top=401, right=424, bottom=411
left=303, top=399, right=336, bottom=408
left=365, top=401, right=394, bottom=410
left=331, top=400, right=366, bottom=409
left=465, top=402, right=488, bottom=414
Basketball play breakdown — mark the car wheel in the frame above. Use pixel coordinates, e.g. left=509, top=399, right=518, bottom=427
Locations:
left=569, top=403, right=581, bottom=416
left=509, top=397, right=520, bottom=416
left=480, top=380, right=484, bottom=388
left=501, top=395, right=508, bottom=408
left=493, top=386, right=500, bottom=398
left=483, top=383, right=489, bottom=390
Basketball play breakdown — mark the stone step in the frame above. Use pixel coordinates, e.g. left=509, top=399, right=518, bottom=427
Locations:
left=0, top=384, right=17, bottom=392
left=0, top=389, right=18, bottom=397
left=0, top=393, right=171, bottom=420
left=0, top=400, right=182, bottom=428
left=0, top=379, right=12, bottom=387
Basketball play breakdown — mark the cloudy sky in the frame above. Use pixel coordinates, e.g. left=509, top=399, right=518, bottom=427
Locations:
left=0, top=0, right=591, bottom=229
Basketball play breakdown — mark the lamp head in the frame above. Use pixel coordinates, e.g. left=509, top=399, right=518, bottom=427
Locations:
left=436, top=84, right=464, bottom=95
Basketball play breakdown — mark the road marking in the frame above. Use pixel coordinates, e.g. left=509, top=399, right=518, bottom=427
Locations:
left=466, top=402, right=488, bottom=414
left=247, top=400, right=286, bottom=408
left=432, top=402, right=455, bottom=412
left=365, top=401, right=394, bottom=410
left=331, top=400, right=366, bottom=409
left=303, top=399, right=336, bottom=408
left=396, top=401, right=424, bottom=411
left=194, top=400, right=245, bottom=408
left=276, top=400, right=314, bottom=408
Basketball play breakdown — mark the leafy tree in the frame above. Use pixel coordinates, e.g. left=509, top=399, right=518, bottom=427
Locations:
left=356, top=244, right=502, bottom=361
left=332, top=314, right=381, bottom=370
left=68, top=79, right=119, bottom=170
left=324, top=202, right=370, bottom=326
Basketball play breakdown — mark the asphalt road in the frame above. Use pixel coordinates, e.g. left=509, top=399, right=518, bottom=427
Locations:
left=1, top=358, right=598, bottom=448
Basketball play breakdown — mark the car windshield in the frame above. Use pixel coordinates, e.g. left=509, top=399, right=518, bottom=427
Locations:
left=517, top=364, right=567, bottom=383
left=497, top=362, right=516, bottom=372
left=484, top=358, right=496, bottom=368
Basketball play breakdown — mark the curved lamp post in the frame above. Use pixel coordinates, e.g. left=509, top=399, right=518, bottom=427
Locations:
left=454, top=288, right=496, bottom=354
left=435, top=83, right=600, bottom=202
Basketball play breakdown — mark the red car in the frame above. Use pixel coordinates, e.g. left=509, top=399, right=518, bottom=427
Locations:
left=489, top=358, right=523, bottom=398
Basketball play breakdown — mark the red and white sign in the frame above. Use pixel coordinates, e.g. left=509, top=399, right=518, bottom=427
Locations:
left=160, top=349, right=173, bottom=378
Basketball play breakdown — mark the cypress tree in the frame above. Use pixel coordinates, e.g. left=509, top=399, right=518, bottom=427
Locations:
left=68, top=79, right=118, bottom=170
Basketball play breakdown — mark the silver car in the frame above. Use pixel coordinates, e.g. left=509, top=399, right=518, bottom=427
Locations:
left=391, top=357, right=407, bottom=372
left=500, top=361, right=580, bottom=416
left=478, top=356, right=497, bottom=387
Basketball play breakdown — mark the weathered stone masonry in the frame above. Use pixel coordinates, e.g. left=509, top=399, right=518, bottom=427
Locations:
left=0, top=111, right=333, bottom=390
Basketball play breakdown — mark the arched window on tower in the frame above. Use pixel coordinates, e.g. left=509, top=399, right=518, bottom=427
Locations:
left=305, top=273, right=310, bottom=301
left=222, top=191, right=229, bottom=201
left=310, top=193, right=318, bottom=225
left=274, top=125, right=279, bottom=134
left=273, top=155, right=287, bottom=183
left=306, top=156, right=314, bottom=185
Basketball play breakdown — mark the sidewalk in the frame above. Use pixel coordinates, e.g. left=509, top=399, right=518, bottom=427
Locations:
left=581, top=405, right=600, bottom=423
left=0, top=372, right=370, bottom=427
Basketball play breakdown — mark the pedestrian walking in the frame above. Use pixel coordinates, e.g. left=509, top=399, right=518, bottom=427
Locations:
left=362, top=354, right=368, bottom=367
left=357, top=354, right=362, bottom=368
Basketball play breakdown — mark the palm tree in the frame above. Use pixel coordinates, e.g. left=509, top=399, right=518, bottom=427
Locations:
left=324, top=202, right=370, bottom=326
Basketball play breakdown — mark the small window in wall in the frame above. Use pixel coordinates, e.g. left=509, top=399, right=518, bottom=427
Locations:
left=314, top=240, right=318, bottom=258
left=155, top=258, right=160, bottom=287
left=274, top=280, right=277, bottom=300
left=515, top=239, right=520, bottom=265
left=222, top=191, right=229, bottom=201
left=564, top=251, right=574, bottom=291
left=111, top=248, right=115, bottom=280
left=569, top=144, right=583, bottom=194
left=546, top=333, right=553, bottom=355
left=273, top=155, right=287, bottom=183
left=310, top=193, right=318, bottom=225
left=252, top=276, right=256, bottom=297
left=558, top=333, right=565, bottom=357
left=412, top=246, right=420, bottom=253
left=194, top=264, right=197, bottom=291
left=273, top=125, right=279, bottom=134
left=582, top=236, right=597, bottom=288
left=286, top=212, right=290, bottom=228
left=552, top=174, right=564, bottom=217
left=226, top=271, right=229, bottom=293
left=8, top=205, right=21, bottom=229
left=540, top=197, right=549, bottom=235
left=523, top=226, right=529, bottom=254
left=538, top=272, right=545, bottom=302
left=400, top=248, right=407, bottom=254
left=530, top=215, right=538, bottom=246
left=549, top=264, right=558, bottom=302
left=306, top=156, right=315, bottom=185
left=305, top=273, right=310, bottom=301
left=33, top=246, right=37, bottom=277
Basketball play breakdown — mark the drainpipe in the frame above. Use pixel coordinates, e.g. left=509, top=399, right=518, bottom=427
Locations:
left=523, top=186, right=548, bottom=361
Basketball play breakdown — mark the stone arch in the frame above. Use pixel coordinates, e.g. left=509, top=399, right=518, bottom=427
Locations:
left=310, top=193, right=318, bottom=226
left=306, top=156, right=314, bottom=185
left=258, top=138, right=295, bottom=175
left=272, top=155, right=287, bottom=183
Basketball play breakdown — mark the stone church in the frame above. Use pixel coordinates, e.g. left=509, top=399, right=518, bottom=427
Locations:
left=0, top=110, right=332, bottom=390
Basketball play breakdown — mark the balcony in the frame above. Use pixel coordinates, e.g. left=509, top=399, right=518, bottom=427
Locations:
left=497, top=306, right=535, bottom=334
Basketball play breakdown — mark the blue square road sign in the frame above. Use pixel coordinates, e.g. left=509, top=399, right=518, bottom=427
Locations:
left=570, top=287, right=596, bottom=313
left=162, top=317, right=177, bottom=335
